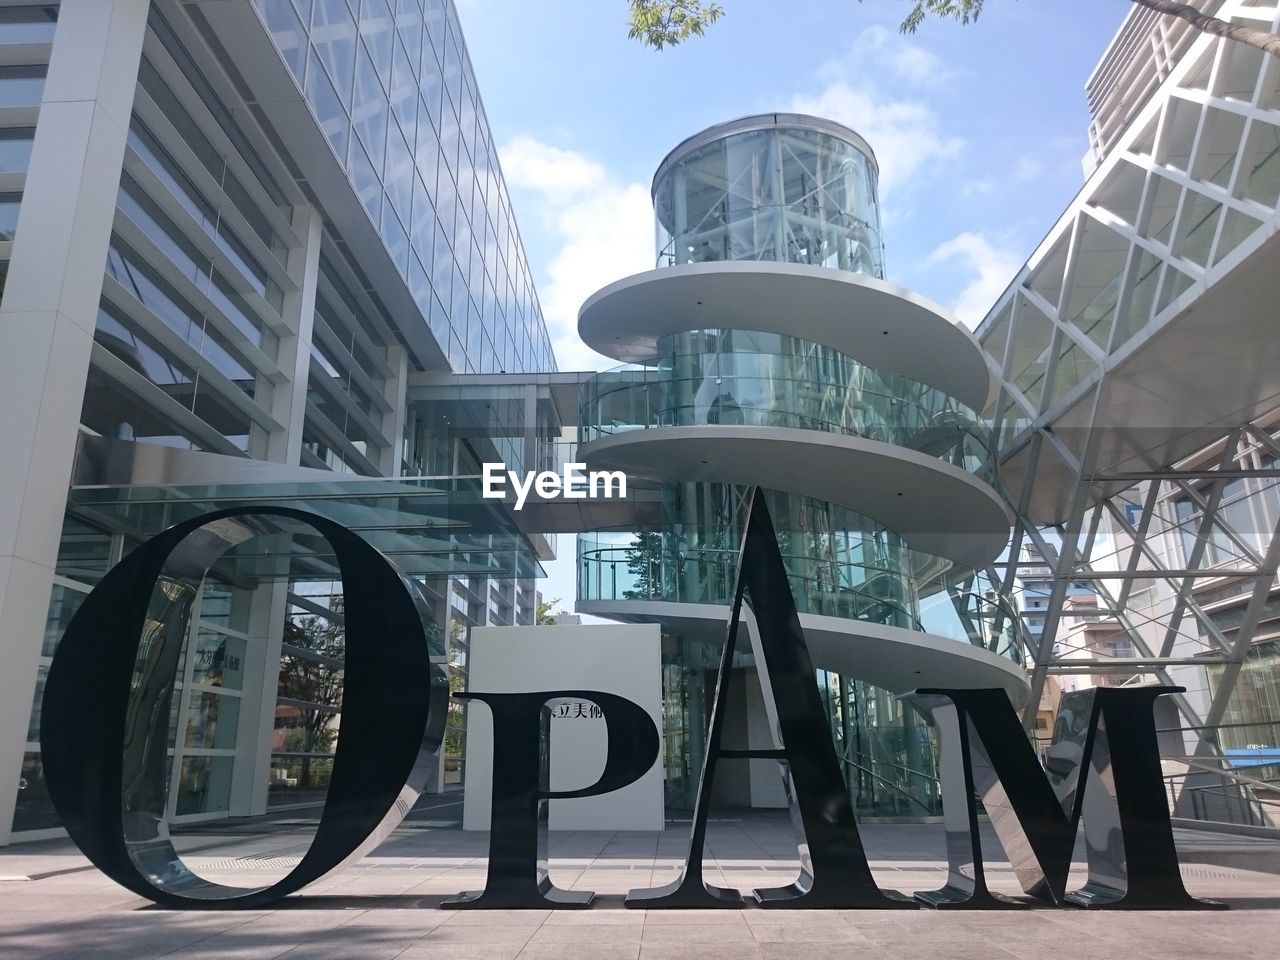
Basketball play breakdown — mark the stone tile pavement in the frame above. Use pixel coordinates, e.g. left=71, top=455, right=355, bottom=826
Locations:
left=1, top=811, right=1276, bottom=960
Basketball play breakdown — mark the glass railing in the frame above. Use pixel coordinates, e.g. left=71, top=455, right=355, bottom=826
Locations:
left=577, top=532, right=1022, bottom=663
left=578, top=348, right=1001, bottom=490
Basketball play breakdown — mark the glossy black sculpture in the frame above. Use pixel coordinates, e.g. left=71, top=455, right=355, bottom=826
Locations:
left=906, top=687, right=1224, bottom=910
left=40, top=507, right=444, bottom=908
left=626, top=488, right=913, bottom=909
left=444, top=691, right=660, bottom=908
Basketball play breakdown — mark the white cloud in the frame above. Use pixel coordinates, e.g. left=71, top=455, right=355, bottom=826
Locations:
left=790, top=31, right=963, bottom=197
left=499, top=136, right=653, bottom=371
left=845, top=25, right=955, bottom=88
left=927, top=232, right=1023, bottom=328
left=962, top=178, right=996, bottom=198
left=1013, top=155, right=1044, bottom=183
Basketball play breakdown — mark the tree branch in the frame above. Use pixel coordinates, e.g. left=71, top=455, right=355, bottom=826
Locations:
left=1131, top=0, right=1280, bottom=59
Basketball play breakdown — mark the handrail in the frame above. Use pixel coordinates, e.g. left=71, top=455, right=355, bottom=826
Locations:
left=578, top=538, right=1023, bottom=661
left=839, top=752, right=939, bottom=816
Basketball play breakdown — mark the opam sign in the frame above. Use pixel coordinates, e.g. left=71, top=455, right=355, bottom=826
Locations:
left=39, top=494, right=1221, bottom=912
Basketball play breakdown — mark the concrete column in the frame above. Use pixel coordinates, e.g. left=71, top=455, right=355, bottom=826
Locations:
left=241, top=204, right=322, bottom=814
left=379, top=344, right=409, bottom=476
left=0, top=0, right=150, bottom=845
left=265, top=204, right=322, bottom=467
left=232, top=579, right=290, bottom=817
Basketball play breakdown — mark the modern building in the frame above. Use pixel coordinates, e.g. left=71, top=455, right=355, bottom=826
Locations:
left=5, top=0, right=1280, bottom=852
left=0, top=0, right=558, bottom=844
left=572, top=114, right=1027, bottom=816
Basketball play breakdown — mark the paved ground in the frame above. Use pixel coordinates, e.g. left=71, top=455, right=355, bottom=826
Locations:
left=1, top=798, right=1277, bottom=959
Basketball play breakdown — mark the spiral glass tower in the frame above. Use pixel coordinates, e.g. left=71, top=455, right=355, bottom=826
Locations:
left=575, top=115, right=1025, bottom=815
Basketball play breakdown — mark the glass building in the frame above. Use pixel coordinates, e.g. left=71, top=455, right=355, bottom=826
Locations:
left=0, top=0, right=557, bottom=842
left=6, top=0, right=1277, bottom=853
left=574, top=114, right=1024, bottom=814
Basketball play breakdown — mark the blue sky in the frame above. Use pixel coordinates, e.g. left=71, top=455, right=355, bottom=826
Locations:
left=452, top=0, right=1131, bottom=607
left=457, top=0, right=1130, bottom=368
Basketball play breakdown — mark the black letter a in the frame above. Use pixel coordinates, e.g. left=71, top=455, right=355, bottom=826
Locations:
left=626, top=488, right=913, bottom=909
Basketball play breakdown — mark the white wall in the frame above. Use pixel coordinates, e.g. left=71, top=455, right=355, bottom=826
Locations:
left=463, top=624, right=663, bottom=831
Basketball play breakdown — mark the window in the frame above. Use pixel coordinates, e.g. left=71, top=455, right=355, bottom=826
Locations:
left=0, top=128, right=34, bottom=172
left=0, top=192, right=20, bottom=241
left=0, top=6, right=57, bottom=44
left=0, top=64, right=46, bottom=107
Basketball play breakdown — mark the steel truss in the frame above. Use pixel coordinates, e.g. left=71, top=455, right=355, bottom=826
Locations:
left=973, top=1, right=1280, bottom=825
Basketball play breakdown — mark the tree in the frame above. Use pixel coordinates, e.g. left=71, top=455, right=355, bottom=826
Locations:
left=622, top=531, right=666, bottom=600
left=628, top=0, right=1280, bottom=60
left=536, top=596, right=561, bottom=624
left=628, top=0, right=724, bottom=49
left=278, top=613, right=344, bottom=793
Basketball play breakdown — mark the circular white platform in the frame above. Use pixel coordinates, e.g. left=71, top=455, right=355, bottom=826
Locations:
left=578, top=599, right=1030, bottom=708
left=578, top=262, right=992, bottom=411
left=579, top=425, right=1012, bottom=568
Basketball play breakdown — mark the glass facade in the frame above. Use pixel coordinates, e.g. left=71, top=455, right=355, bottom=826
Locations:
left=654, top=118, right=883, bottom=275
left=580, top=334, right=1000, bottom=489
left=0, top=7, right=53, bottom=287
left=6, top=0, right=554, bottom=838
left=255, top=0, right=554, bottom=377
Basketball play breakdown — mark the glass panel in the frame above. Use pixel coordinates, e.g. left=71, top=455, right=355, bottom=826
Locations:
left=105, top=245, right=259, bottom=395
left=175, top=756, right=235, bottom=815
left=1144, top=173, right=1181, bottom=247
left=191, top=630, right=247, bottom=690
left=81, top=365, right=209, bottom=452
left=653, top=124, right=883, bottom=276
left=306, top=45, right=350, bottom=160
left=351, top=41, right=387, bottom=173
left=0, top=6, right=58, bottom=44
left=0, top=193, right=20, bottom=241
left=54, top=515, right=114, bottom=587
left=1007, top=296, right=1054, bottom=409
left=184, top=691, right=240, bottom=749
left=43, top=583, right=89, bottom=657
left=200, top=578, right=251, bottom=633
left=0, top=128, right=33, bottom=172
left=191, top=381, right=254, bottom=452
left=94, top=303, right=196, bottom=398
left=1113, top=248, right=1161, bottom=351
left=12, top=751, right=58, bottom=832
left=0, top=64, right=46, bottom=106
left=266, top=755, right=334, bottom=806
left=1047, top=336, right=1098, bottom=410
left=311, top=0, right=357, bottom=107
left=1240, top=119, right=1280, bottom=210
left=26, top=664, right=48, bottom=742
left=1213, top=208, right=1264, bottom=267
left=1176, top=192, right=1222, bottom=269
left=257, top=0, right=307, bottom=81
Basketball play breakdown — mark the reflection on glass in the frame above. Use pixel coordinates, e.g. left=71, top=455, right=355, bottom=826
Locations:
left=42, top=586, right=88, bottom=660
left=191, top=631, right=246, bottom=690
left=0, top=194, right=19, bottom=241
left=12, top=751, right=57, bottom=832
left=0, top=6, right=57, bottom=44
left=175, top=756, right=234, bottom=815
left=0, top=65, right=46, bottom=107
left=184, top=691, right=241, bottom=749
left=654, top=121, right=883, bottom=276
left=54, top=516, right=114, bottom=587
left=267, top=756, right=335, bottom=807
left=580, top=341, right=1000, bottom=489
